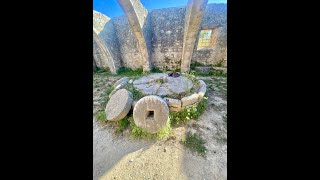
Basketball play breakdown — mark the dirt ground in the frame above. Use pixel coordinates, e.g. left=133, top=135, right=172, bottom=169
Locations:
left=93, top=73, right=227, bottom=180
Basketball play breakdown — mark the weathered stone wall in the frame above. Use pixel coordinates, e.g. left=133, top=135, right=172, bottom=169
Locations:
left=191, top=3, right=227, bottom=66
left=93, top=31, right=116, bottom=73
left=112, top=16, right=144, bottom=69
left=93, top=10, right=110, bottom=34
left=94, top=3, right=227, bottom=70
left=149, top=7, right=186, bottom=71
left=99, top=20, right=122, bottom=71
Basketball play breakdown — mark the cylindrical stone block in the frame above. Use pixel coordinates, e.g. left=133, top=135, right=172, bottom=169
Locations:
left=133, top=95, right=169, bottom=134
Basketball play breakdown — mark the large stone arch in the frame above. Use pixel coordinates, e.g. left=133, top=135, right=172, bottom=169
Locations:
left=93, top=31, right=117, bottom=74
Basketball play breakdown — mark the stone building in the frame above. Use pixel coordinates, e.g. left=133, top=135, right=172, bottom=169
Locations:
left=93, top=0, right=227, bottom=73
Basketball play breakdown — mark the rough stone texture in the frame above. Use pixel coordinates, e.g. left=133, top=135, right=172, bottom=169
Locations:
left=212, top=66, right=227, bottom=73
left=164, top=97, right=181, bottom=108
left=191, top=4, right=227, bottom=66
left=93, top=31, right=117, bottom=73
left=116, top=0, right=151, bottom=72
left=133, top=95, right=169, bottom=133
left=181, top=0, right=209, bottom=73
left=94, top=3, right=226, bottom=71
left=163, top=76, right=193, bottom=94
left=169, top=106, right=182, bottom=112
left=135, top=83, right=161, bottom=95
left=93, top=10, right=110, bottom=34
left=181, top=93, right=199, bottom=107
left=109, top=83, right=127, bottom=98
left=149, top=7, right=186, bottom=71
left=133, top=73, right=193, bottom=96
left=114, top=77, right=129, bottom=87
left=106, top=89, right=133, bottom=121
left=99, top=18, right=122, bottom=71
left=198, top=80, right=207, bottom=100
left=195, top=66, right=212, bottom=74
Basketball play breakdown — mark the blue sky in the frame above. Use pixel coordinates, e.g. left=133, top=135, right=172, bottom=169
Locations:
left=93, top=0, right=227, bottom=18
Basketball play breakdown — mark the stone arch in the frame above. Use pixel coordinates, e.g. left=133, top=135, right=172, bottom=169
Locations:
left=93, top=31, right=117, bottom=74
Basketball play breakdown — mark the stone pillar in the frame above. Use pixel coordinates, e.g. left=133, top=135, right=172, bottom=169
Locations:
left=181, top=0, right=208, bottom=73
left=116, top=0, right=151, bottom=72
left=93, top=31, right=117, bottom=74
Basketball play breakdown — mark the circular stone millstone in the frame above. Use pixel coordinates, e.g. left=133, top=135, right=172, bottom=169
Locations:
left=133, top=95, right=169, bottom=134
left=105, top=89, right=133, bottom=121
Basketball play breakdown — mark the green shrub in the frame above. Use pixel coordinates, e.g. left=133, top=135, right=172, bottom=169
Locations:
left=170, top=97, right=208, bottom=126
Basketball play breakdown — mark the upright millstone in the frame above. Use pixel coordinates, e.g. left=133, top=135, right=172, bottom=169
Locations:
left=133, top=95, right=169, bottom=133
left=105, top=89, right=133, bottom=121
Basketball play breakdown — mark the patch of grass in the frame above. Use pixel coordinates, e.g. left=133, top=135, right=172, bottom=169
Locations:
left=115, top=116, right=130, bottom=134
left=95, top=67, right=109, bottom=73
left=151, top=67, right=163, bottom=73
left=129, top=117, right=172, bottom=140
left=117, top=67, right=144, bottom=76
left=99, top=86, right=115, bottom=109
left=170, top=97, right=208, bottom=126
left=209, top=69, right=227, bottom=77
left=190, top=61, right=206, bottom=70
left=96, top=110, right=106, bottom=121
left=181, top=132, right=207, bottom=156
left=215, top=60, right=225, bottom=67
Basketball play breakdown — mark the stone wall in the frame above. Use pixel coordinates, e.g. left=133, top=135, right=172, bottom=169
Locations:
left=94, top=3, right=227, bottom=71
left=93, top=10, right=110, bottom=34
left=112, top=16, right=143, bottom=69
left=191, top=4, right=227, bottom=66
left=149, top=7, right=186, bottom=71
left=99, top=20, right=122, bottom=71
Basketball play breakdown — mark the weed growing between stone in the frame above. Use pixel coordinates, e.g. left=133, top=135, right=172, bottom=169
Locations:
left=99, top=86, right=115, bottom=109
left=170, top=97, right=208, bottom=126
left=115, top=116, right=130, bottom=134
left=129, top=117, right=172, bottom=140
left=96, top=110, right=106, bottom=121
left=181, top=132, right=207, bottom=157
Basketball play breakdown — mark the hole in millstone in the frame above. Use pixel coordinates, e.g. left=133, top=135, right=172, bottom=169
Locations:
left=146, top=110, right=155, bottom=120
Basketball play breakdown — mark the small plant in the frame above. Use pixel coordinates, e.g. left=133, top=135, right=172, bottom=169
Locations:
left=181, top=132, right=207, bottom=156
left=95, top=67, right=109, bottom=73
left=215, top=60, right=225, bottom=67
left=170, top=97, right=208, bottom=126
left=99, top=86, right=115, bottom=109
left=209, top=69, right=226, bottom=77
left=151, top=67, right=163, bottom=73
left=129, top=117, right=172, bottom=140
left=123, top=83, right=144, bottom=101
left=117, top=67, right=143, bottom=76
left=96, top=111, right=106, bottom=121
left=115, top=116, right=130, bottom=134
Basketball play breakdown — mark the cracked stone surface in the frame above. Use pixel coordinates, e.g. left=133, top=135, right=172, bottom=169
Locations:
left=133, top=73, right=193, bottom=96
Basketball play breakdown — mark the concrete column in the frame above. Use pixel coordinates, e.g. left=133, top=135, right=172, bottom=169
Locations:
left=116, top=0, right=151, bottom=72
left=93, top=31, right=117, bottom=74
left=181, top=0, right=208, bottom=73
